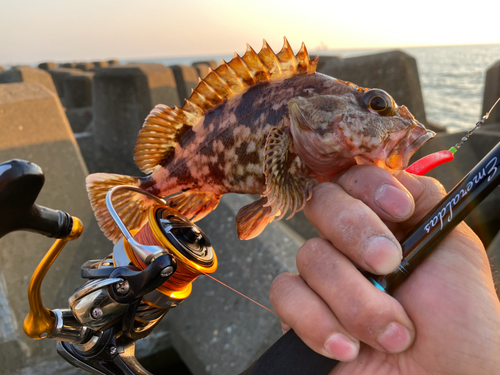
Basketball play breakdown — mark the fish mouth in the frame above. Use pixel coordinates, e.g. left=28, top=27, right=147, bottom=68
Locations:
left=386, top=123, right=436, bottom=171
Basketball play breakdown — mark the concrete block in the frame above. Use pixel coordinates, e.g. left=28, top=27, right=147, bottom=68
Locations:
left=60, top=62, right=77, bottom=69
left=171, top=64, right=199, bottom=101
left=75, top=62, right=95, bottom=71
left=73, top=129, right=96, bottom=171
left=193, top=62, right=210, bottom=79
left=482, top=60, right=500, bottom=125
left=91, top=63, right=180, bottom=174
left=319, top=50, right=428, bottom=126
left=47, top=67, right=83, bottom=99
left=0, top=82, right=112, bottom=373
left=38, top=62, right=57, bottom=70
left=426, top=119, right=447, bottom=133
left=0, top=66, right=57, bottom=95
left=316, top=55, right=340, bottom=72
left=412, top=129, right=500, bottom=247
left=62, top=72, right=94, bottom=108
left=165, top=193, right=303, bottom=375
left=66, top=106, right=93, bottom=133
left=92, top=61, right=109, bottom=69
left=193, top=60, right=218, bottom=70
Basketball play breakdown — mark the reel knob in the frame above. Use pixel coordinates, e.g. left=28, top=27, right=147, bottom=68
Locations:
left=0, top=159, right=72, bottom=239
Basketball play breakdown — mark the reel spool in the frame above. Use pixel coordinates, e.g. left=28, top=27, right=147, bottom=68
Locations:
left=110, top=188, right=217, bottom=322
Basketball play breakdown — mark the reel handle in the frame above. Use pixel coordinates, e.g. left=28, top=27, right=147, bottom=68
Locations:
left=0, top=159, right=72, bottom=239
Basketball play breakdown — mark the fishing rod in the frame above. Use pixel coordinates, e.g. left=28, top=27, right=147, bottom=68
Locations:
left=241, top=99, right=500, bottom=375
left=0, top=100, right=498, bottom=374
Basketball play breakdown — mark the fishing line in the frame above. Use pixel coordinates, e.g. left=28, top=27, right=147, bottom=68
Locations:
left=406, top=96, right=500, bottom=176
left=200, top=271, right=277, bottom=316
left=202, top=97, right=500, bottom=314
left=131, top=216, right=277, bottom=316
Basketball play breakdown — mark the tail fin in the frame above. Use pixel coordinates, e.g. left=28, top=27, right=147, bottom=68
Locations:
left=86, top=173, right=157, bottom=243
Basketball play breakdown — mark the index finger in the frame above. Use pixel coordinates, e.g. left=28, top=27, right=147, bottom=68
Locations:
left=332, top=165, right=415, bottom=222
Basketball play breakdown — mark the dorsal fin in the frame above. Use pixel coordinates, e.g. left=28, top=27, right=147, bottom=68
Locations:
left=134, top=37, right=318, bottom=174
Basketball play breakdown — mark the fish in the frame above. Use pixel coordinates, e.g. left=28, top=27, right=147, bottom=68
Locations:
left=86, top=37, right=436, bottom=243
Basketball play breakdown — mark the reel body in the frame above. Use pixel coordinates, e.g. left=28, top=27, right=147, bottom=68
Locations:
left=112, top=204, right=218, bottom=316
left=0, top=165, right=220, bottom=375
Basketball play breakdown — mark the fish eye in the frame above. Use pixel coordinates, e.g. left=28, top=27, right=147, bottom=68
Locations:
left=362, top=89, right=396, bottom=117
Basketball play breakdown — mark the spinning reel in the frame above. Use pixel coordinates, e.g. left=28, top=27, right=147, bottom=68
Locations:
left=0, top=160, right=217, bottom=375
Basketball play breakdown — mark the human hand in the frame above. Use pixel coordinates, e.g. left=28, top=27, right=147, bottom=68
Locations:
left=270, top=165, right=500, bottom=374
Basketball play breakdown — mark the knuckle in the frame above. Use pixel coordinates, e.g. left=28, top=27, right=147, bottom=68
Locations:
left=425, top=176, right=447, bottom=196
left=333, top=199, right=367, bottom=228
left=343, top=295, right=399, bottom=335
left=297, top=238, right=331, bottom=271
left=269, top=273, right=298, bottom=304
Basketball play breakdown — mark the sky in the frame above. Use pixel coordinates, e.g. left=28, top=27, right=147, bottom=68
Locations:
left=1, top=0, right=499, bottom=66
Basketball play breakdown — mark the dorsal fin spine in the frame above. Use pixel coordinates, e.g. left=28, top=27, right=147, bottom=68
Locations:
left=242, top=44, right=270, bottom=82
left=205, top=68, right=234, bottom=97
left=134, top=39, right=318, bottom=174
left=198, top=78, right=224, bottom=101
left=189, top=89, right=215, bottom=112
left=259, top=40, right=282, bottom=79
left=309, top=55, right=319, bottom=73
left=237, top=55, right=257, bottom=83
left=184, top=98, right=203, bottom=113
left=218, top=60, right=245, bottom=93
left=277, top=37, right=298, bottom=77
left=296, top=42, right=310, bottom=73
left=228, top=53, right=256, bottom=87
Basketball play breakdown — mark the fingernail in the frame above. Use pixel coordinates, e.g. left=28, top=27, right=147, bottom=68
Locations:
left=377, top=322, right=412, bottom=353
left=281, top=322, right=291, bottom=335
left=375, top=184, right=413, bottom=219
left=362, top=236, right=402, bottom=274
left=324, top=333, right=359, bottom=361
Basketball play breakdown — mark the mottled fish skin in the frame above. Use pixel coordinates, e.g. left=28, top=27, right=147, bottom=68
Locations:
left=86, top=39, right=435, bottom=242
left=145, top=73, right=354, bottom=197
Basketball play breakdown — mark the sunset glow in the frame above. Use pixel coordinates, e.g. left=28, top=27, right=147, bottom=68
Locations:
left=0, top=0, right=499, bottom=65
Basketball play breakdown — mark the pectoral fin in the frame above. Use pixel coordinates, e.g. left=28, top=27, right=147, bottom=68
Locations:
left=166, top=191, right=222, bottom=222
left=236, top=196, right=275, bottom=240
left=263, top=127, right=316, bottom=221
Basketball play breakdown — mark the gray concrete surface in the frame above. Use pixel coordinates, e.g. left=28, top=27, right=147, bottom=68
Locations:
left=75, top=62, right=95, bottom=71
left=164, top=193, right=303, bottom=375
left=66, top=107, right=93, bottom=133
left=193, top=60, right=218, bottom=70
left=47, top=67, right=83, bottom=99
left=92, top=61, right=109, bottom=69
left=63, top=72, right=94, bottom=108
left=193, top=62, right=210, bottom=79
left=0, top=82, right=112, bottom=374
left=91, top=63, right=180, bottom=174
left=38, top=62, right=57, bottom=71
left=482, top=60, right=500, bottom=125
left=316, top=55, right=340, bottom=72
left=59, top=63, right=77, bottom=69
left=0, top=66, right=57, bottom=95
left=171, top=64, right=199, bottom=102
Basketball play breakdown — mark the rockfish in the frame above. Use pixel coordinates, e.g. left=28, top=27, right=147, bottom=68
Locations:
left=86, top=38, right=435, bottom=242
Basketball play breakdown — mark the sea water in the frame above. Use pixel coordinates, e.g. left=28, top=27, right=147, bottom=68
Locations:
left=128, top=43, right=500, bottom=133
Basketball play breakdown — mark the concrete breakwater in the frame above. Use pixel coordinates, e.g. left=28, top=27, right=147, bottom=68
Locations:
left=0, top=51, right=499, bottom=375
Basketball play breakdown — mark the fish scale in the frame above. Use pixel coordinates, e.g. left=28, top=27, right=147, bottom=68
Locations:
left=86, top=38, right=435, bottom=243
